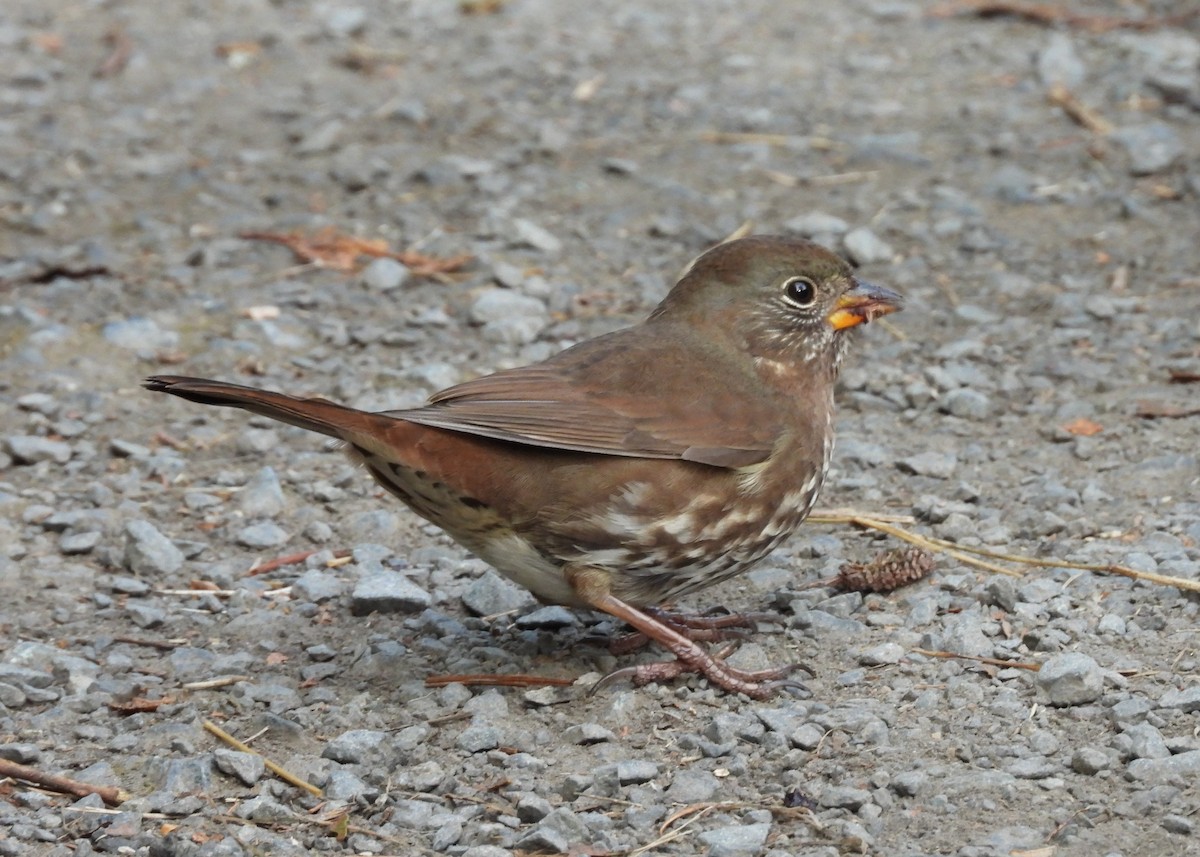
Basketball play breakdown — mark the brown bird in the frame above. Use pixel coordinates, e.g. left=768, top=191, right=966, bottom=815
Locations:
left=145, top=235, right=901, bottom=698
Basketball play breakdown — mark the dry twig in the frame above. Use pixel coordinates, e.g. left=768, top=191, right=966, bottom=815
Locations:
left=0, top=759, right=128, bottom=806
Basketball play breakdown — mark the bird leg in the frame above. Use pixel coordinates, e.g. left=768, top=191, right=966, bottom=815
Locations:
left=567, top=566, right=810, bottom=700
left=606, top=607, right=784, bottom=656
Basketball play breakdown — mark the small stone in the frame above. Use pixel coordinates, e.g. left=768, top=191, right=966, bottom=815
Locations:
left=1111, top=122, right=1184, bottom=175
left=162, top=757, right=212, bottom=795
left=516, top=794, right=554, bottom=823
left=514, top=605, right=576, bottom=629
left=239, top=467, right=286, bottom=518
left=124, top=520, right=184, bottom=576
left=510, top=218, right=562, bottom=254
left=0, top=743, right=40, bottom=763
left=1159, top=685, right=1200, bottom=713
left=615, top=759, right=659, bottom=785
left=7, top=435, right=73, bottom=465
left=1006, top=757, right=1058, bottom=779
left=1127, top=750, right=1200, bottom=783
left=1071, top=747, right=1110, bottom=775
left=938, top=388, right=992, bottom=420
left=323, top=729, right=387, bottom=764
left=516, top=806, right=588, bottom=853
left=213, top=749, right=265, bottom=786
left=1163, top=815, right=1195, bottom=836
left=292, top=569, right=345, bottom=603
left=697, top=821, right=771, bottom=856
left=233, top=522, right=288, bottom=549
left=842, top=227, right=894, bottom=265
left=60, top=531, right=101, bottom=555
left=1125, top=722, right=1171, bottom=760
left=126, top=601, right=166, bottom=629
left=1037, top=33, right=1086, bottom=88
left=102, top=317, right=179, bottom=353
left=785, top=211, right=850, bottom=237
left=236, top=794, right=295, bottom=823
left=1037, top=652, right=1103, bottom=706
left=351, top=572, right=431, bottom=615
left=456, top=724, right=501, bottom=753
left=470, top=289, right=548, bottom=345
left=896, top=452, right=957, bottom=479
left=891, top=770, right=927, bottom=796
left=461, top=569, right=533, bottom=616
left=859, top=642, right=904, bottom=666
left=941, top=614, right=992, bottom=658
left=666, top=769, right=721, bottom=803
left=563, top=723, right=614, bottom=745
left=361, top=257, right=411, bottom=291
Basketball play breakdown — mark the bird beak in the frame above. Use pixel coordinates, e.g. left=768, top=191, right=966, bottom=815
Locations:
left=827, top=280, right=904, bottom=330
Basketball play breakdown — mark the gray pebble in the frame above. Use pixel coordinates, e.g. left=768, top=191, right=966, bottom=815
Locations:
left=126, top=601, right=166, bottom=629
left=292, top=569, right=345, bottom=603
left=938, top=388, right=992, bottom=421
left=665, top=769, right=721, bottom=803
left=697, top=821, right=771, bottom=856
left=351, top=571, right=431, bottom=615
left=842, top=227, right=894, bottom=265
left=517, top=794, right=554, bottom=823
left=785, top=211, right=849, bottom=236
left=1006, top=757, right=1058, bottom=779
left=235, top=794, right=295, bottom=823
left=213, top=749, right=266, bottom=785
left=325, top=768, right=373, bottom=800
left=1162, top=815, right=1194, bottom=836
left=60, top=531, right=100, bottom=555
left=1111, top=122, right=1184, bottom=175
left=0, top=743, right=40, bottom=763
left=361, top=257, right=411, bottom=291
left=563, top=723, right=615, bottom=744
left=1037, top=652, right=1103, bottom=706
left=1127, top=750, right=1200, bottom=783
left=162, top=757, right=212, bottom=795
left=342, top=510, right=400, bottom=544
left=239, top=467, right=286, bottom=518
left=462, top=569, right=533, bottom=616
left=456, top=724, right=501, bottom=753
left=514, top=605, right=576, bottom=629
left=6, top=436, right=72, bottom=464
left=1037, top=33, right=1085, bottom=88
left=517, top=807, right=588, bottom=853
left=235, top=521, right=290, bottom=549
left=615, top=759, right=659, bottom=785
left=323, top=729, right=387, bottom=764
left=896, top=452, right=957, bottom=479
left=1158, top=685, right=1200, bottom=713
left=1071, top=747, right=1111, bottom=775
left=124, top=520, right=184, bottom=576
left=858, top=642, right=905, bottom=666
left=1125, top=722, right=1171, bottom=760
left=510, top=218, right=562, bottom=254
left=102, top=317, right=179, bottom=353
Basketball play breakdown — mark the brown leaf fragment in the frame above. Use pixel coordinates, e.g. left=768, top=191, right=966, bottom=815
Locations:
left=240, top=227, right=472, bottom=276
left=1061, top=417, right=1103, bottom=436
left=109, top=696, right=171, bottom=714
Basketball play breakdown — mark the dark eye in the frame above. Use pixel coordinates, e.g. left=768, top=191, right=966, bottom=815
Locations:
left=783, top=277, right=816, bottom=307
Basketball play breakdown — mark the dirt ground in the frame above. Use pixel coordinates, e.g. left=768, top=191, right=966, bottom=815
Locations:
left=2, top=2, right=1199, bottom=856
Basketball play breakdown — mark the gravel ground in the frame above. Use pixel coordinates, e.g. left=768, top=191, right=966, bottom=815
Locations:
left=2, top=2, right=1200, bottom=856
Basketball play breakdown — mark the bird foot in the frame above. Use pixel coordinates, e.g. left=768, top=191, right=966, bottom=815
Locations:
left=606, top=608, right=785, bottom=656
left=592, top=642, right=813, bottom=700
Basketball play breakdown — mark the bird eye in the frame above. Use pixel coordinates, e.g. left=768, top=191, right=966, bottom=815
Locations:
left=783, top=277, right=816, bottom=307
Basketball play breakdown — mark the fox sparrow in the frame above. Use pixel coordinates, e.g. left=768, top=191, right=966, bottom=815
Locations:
left=145, top=235, right=901, bottom=698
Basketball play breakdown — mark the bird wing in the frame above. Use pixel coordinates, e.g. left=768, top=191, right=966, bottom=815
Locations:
left=390, top=327, right=786, bottom=468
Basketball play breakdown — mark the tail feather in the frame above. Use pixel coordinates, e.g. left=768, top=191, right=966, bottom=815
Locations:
left=143, top=375, right=391, bottom=442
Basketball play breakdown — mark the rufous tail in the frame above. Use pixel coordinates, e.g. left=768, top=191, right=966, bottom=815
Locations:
left=143, top=375, right=396, bottom=442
